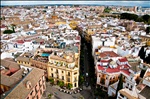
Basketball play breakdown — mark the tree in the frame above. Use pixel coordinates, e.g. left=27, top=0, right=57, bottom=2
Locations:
left=116, top=74, right=123, bottom=98
left=142, top=14, right=150, bottom=22
left=48, top=93, right=53, bottom=99
left=120, top=13, right=150, bottom=24
left=140, top=69, right=146, bottom=78
left=103, top=7, right=112, bottom=13
left=57, top=81, right=64, bottom=88
left=66, top=83, right=73, bottom=89
left=3, top=29, right=14, bottom=34
left=95, top=86, right=105, bottom=98
left=138, top=46, right=146, bottom=60
left=79, top=75, right=84, bottom=86
left=145, top=53, right=150, bottom=64
left=49, top=78, right=54, bottom=85
left=136, top=17, right=144, bottom=22
left=146, top=27, right=150, bottom=34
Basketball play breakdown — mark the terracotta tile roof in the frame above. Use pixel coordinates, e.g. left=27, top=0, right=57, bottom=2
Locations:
left=1, top=59, right=20, bottom=70
left=16, top=56, right=30, bottom=62
left=4, top=68, right=45, bottom=99
left=99, top=51, right=119, bottom=58
left=1, top=69, right=24, bottom=87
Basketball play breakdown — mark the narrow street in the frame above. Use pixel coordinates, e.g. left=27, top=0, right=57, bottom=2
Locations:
left=79, top=32, right=96, bottom=99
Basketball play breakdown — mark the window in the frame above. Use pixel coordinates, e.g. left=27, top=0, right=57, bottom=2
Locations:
left=74, top=72, right=77, bottom=75
left=51, top=68, right=53, bottom=71
left=74, top=83, right=76, bottom=87
left=56, top=69, right=58, bottom=73
left=39, top=79, right=42, bottom=86
left=35, top=85, right=38, bottom=92
left=30, top=90, right=33, bottom=95
left=51, top=73, right=53, bottom=77
left=68, top=72, right=70, bottom=76
left=62, top=76, right=64, bottom=80
left=106, top=76, right=108, bottom=79
left=120, top=94, right=124, bottom=98
left=74, top=77, right=77, bottom=81
left=67, top=78, right=70, bottom=82
left=57, top=75, right=59, bottom=79
left=62, top=71, right=64, bottom=73
left=40, top=89, right=42, bottom=95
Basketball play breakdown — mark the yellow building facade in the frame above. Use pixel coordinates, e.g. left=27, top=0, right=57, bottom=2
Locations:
left=47, top=51, right=79, bottom=89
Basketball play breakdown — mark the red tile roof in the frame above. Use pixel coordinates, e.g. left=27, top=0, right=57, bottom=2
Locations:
left=97, top=64, right=130, bottom=75
left=118, top=57, right=128, bottom=62
left=100, top=59, right=111, bottom=63
left=106, top=68, right=120, bottom=73
left=98, top=65, right=105, bottom=71
left=0, top=25, right=6, bottom=28
left=121, top=70, right=130, bottom=75
left=17, top=40, right=24, bottom=44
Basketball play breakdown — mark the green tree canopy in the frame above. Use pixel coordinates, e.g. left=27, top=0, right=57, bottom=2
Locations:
left=49, top=78, right=54, bottom=85
left=104, top=7, right=112, bottom=13
left=146, top=27, right=150, bottom=34
left=79, top=75, right=84, bottom=86
left=57, top=81, right=64, bottom=88
left=3, top=30, right=14, bottom=34
left=142, top=14, right=150, bottom=22
left=120, top=13, right=150, bottom=24
left=66, top=83, right=73, bottom=89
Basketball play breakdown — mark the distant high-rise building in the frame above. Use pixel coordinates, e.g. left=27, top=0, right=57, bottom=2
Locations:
left=133, top=6, right=138, bottom=12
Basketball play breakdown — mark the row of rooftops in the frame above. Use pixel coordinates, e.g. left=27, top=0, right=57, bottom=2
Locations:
left=94, top=47, right=144, bottom=75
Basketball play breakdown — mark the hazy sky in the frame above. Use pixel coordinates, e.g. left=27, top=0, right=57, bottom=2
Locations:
left=1, top=1, right=150, bottom=7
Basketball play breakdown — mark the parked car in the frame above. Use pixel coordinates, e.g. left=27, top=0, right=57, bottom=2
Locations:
left=63, top=90, right=66, bottom=93
left=59, top=89, right=63, bottom=92
left=79, top=88, right=83, bottom=91
left=69, top=92, right=72, bottom=94
left=74, top=91, right=77, bottom=94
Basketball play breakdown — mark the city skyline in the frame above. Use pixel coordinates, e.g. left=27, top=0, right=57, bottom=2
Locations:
left=1, top=1, right=150, bottom=7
